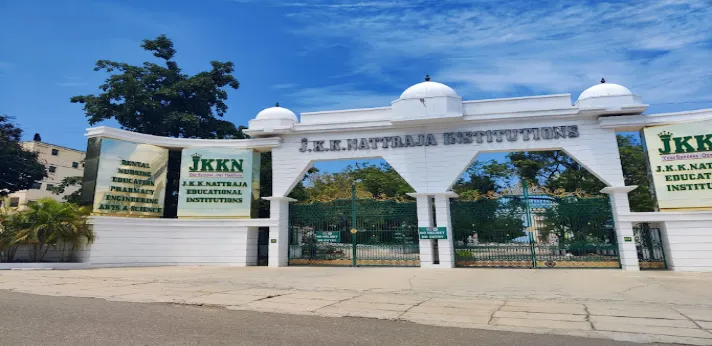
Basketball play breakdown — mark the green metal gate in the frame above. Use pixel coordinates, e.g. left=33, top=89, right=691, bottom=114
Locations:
left=452, top=182, right=620, bottom=269
left=288, top=187, right=419, bottom=267
left=634, top=223, right=667, bottom=270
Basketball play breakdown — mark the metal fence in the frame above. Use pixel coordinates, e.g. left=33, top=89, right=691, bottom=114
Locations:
left=288, top=199, right=419, bottom=266
left=634, top=223, right=667, bottom=270
left=452, top=194, right=620, bottom=268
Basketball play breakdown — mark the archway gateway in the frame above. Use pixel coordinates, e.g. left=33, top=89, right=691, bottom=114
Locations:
left=79, top=78, right=712, bottom=272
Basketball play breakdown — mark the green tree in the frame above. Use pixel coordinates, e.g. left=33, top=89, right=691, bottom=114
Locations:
left=617, top=135, right=655, bottom=212
left=0, top=198, right=22, bottom=262
left=70, top=35, right=245, bottom=139
left=70, top=35, right=246, bottom=216
left=452, top=160, right=513, bottom=194
left=0, top=115, right=47, bottom=196
left=50, top=176, right=83, bottom=204
left=347, top=162, right=412, bottom=198
left=508, top=151, right=606, bottom=193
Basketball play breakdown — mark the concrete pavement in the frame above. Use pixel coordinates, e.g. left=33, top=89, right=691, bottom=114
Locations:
left=1, top=266, right=712, bottom=345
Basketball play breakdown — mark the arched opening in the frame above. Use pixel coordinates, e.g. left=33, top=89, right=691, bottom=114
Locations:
left=449, top=150, right=619, bottom=269
left=285, top=158, right=420, bottom=267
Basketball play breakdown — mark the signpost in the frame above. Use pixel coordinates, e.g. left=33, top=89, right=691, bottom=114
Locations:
left=315, top=231, right=341, bottom=243
left=418, top=226, right=448, bottom=240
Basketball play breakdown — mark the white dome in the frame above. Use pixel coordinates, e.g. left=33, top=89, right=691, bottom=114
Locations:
left=400, top=77, right=458, bottom=100
left=577, top=82, right=632, bottom=102
left=255, top=103, right=298, bottom=122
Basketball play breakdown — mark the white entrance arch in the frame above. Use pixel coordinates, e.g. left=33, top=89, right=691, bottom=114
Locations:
left=247, top=79, right=651, bottom=270
left=78, top=79, right=712, bottom=271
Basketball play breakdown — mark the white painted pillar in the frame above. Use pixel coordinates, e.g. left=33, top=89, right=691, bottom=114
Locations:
left=601, top=186, right=640, bottom=271
left=433, top=192, right=457, bottom=268
left=263, top=196, right=296, bottom=267
left=408, top=193, right=435, bottom=267
left=244, top=226, right=259, bottom=266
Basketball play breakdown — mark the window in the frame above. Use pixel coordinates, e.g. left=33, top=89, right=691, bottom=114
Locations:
left=9, top=198, right=19, bottom=208
left=46, top=184, right=55, bottom=191
left=49, top=166, right=56, bottom=173
left=72, top=162, right=79, bottom=169
left=31, top=182, right=42, bottom=189
left=51, top=149, right=59, bottom=156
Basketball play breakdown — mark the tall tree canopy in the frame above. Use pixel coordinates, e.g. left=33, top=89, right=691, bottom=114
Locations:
left=0, top=115, right=46, bottom=196
left=71, top=35, right=245, bottom=139
left=508, top=151, right=606, bottom=193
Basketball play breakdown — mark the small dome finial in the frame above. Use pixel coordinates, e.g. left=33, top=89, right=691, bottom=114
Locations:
left=425, top=74, right=431, bottom=82
left=600, top=78, right=606, bottom=84
left=275, top=102, right=280, bottom=107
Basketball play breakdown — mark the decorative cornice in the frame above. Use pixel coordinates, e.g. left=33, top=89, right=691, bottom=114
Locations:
left=262, top=196, right=298, bottom=202
left=85, top=126, right=281, bottom=151
left=88, top=215, right=277, bottom=227
left=598, top=108, right=712, bottom=131
left=406, top=192, right=458, bottom=198
left=600, top=186, right=638, bottom=194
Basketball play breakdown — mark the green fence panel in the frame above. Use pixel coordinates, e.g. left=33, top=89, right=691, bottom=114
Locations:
left=289, top=199, right=419, bottom=266
left=452, top=195, right=620, bottom=269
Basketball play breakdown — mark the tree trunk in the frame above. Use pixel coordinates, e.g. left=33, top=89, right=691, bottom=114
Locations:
left=8, top=245, right=18, bottom=262
left=40, top=244, right=50, bottom=262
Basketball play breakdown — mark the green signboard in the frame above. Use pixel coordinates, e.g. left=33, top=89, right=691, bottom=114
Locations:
left=418, top=227, right=448, bottom=240
left=315, top=231, right=341, bottom=243
left=177, top=147, right=260, bottom=218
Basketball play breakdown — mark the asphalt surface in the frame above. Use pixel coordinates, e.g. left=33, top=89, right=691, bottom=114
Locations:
left=0, top=291, right=672, bottom=346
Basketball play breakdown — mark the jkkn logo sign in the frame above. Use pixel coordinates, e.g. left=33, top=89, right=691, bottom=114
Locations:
left=188, top=154, right=244, bottom=178
left=658, top=131, right=712, bottom=161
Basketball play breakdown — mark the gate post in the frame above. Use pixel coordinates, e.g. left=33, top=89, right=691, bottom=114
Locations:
left=409, top=193, right=435, bottom=267
left=263, top=196, right=297, bottom=267
left=601, top=186, right=640, bottom=271
left=434, top=192, right=458, bottom=268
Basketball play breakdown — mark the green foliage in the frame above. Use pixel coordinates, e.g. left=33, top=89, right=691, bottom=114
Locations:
left=70, top=35, right=245, bottom=139
left=0, top=115, right=47, bottom=196
left=347, top=162, right=413, bottom=198
left=3, top=198, right=93, bottom=262
left=452, top=160, right=512, bottom=194
left=538, top=197, right=615, bottom=249
left=0, top=198, right=22, bottom=262
left=617, top=135, right=655, bottom=212
left=290, top=162, right=412, bottom=202
left=50, top=176, right=84, bottom=204
left=508, top=151, right=606, bottom=193
left=450, top=198, right=526, bottom=243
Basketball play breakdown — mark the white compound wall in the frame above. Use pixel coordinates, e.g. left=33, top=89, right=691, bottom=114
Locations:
left=84, top=216, right=274, bottom=267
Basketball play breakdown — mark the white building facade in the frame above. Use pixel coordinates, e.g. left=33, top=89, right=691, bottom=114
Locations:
left=82, top=79, right=712, bottom=272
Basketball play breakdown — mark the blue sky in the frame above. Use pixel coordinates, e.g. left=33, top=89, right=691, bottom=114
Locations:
left=1, top=0, right=712, bottom=174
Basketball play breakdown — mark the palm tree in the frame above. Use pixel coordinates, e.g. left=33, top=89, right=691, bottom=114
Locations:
left=0, top=198, right=22, bottom=262
left=13, top=198, right=94, bottom=262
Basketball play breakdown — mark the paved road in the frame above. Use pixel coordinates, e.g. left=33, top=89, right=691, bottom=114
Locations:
left=0, top=291, right=666, bottom=346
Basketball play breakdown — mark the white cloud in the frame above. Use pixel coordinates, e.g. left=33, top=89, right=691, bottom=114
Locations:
left=281, top=0, right=712, bottom=104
